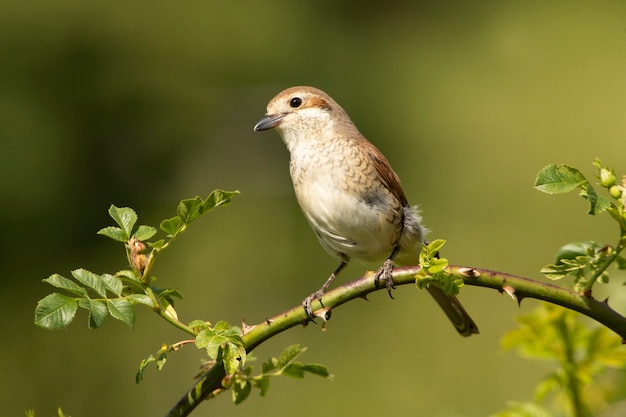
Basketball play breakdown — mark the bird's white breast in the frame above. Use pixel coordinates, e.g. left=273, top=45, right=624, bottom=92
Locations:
left=288, top=138, right=399, bottom=263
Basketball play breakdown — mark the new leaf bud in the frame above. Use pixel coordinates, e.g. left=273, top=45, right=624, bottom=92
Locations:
left=600, top=168, right=616, bottom=188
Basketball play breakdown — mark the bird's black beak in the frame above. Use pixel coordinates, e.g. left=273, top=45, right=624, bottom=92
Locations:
left=253, top=113, right=285, bottom=131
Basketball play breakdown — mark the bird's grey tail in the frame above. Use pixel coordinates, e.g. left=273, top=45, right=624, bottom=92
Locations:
left=426, top=285, right=479, bottom=337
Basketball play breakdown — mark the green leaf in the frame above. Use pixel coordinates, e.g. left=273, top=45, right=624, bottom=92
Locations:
left=153, top=288, right=183, bottom=304
left=148, top=239, right=166, bottom=249
left=439, top=274, right=464, bottom=295
left=132, top=225, right=157, bottom=241
left=415, top=273, right=435, bottom=290
left=71, top=268, right=107, bottom=297
left=126, top=294, right=155, bottom=307
left=426, top=239, right=446, bottom=255
left=253, top=375, right=271, bottom=397
left=616, top=256, right=626, bottom=270
left=297, top=363, right=332, bottom=378
left=159, top=191, right=238, bottom=237
left=581, top=183, right=611, bottom=215
left=156, top=346, right=169, bottom=370
left=555, top=241, right=602, bottom=263
left=34, top=293, right=79, bottom=329
left=276, top=344, right=305, bottom=369
left=160, top=216, right=183, bottom=237
left=177, top=190, right=239, bottom=225
left=540, top=264, right=575, bottom=280
left=232, top=380, right=252, bottom=405
left=80, top=298, right=108, bottom=329
left=281, top=361, right=332, bottom=379
left=282, top=363, right=308, bottom=379
left=222, top=342, right=245, bottom=376
left=43, top=274, right=88, bottom=297
left=203, top=189, right=239, bottom=211
left=189, top=320, right=211, bottom=333
left=177, top=197, right=205, bottom=224
left=97, top=226, right=128, bottom=242
left=262, top=357, right=278, bottom=374
left=108, top=205, right=138, bottom=238
left=101, top=273, right=123, bottom=297
left=107, top=298, right=135, bottom=327
left=136, top=355, right=156, bottom=384
left=427, top=257, right=448, bottom=274
left=534, top=164, right=587, bottom=194
left=195, top=321, right=245, bottom=374
left=116, top=269, right=141, bottom=283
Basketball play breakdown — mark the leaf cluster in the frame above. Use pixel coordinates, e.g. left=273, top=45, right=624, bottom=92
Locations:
left=494, top=159, right=626, bottom=417
left=34, top=190, right=238, bottom=330
left=540, top=241, right=626, bottom=293
left=498, top=304, right=626, bottom=417
left=535, top=160, right=626, bottom=293
left=415, top=239, right=464, bottom=295
left=33, top=188, right=333, bottom=413
left=224, top=344, right=332, bottom=405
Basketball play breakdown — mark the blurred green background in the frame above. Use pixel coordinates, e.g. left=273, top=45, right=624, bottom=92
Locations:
left=2, top=1, right=626, bottom=416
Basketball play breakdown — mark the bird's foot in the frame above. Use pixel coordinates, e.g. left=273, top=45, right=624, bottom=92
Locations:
left=303, top=290, right=326, bottom=321
left=375, top=259, right=395, bottom=298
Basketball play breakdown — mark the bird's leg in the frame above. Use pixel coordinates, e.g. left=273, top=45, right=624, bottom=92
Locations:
left=303, top=261, right=348, bottom=320
left=375, top=246, right=400, bottom=298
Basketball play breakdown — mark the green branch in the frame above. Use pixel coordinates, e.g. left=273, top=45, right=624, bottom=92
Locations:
left=166, top=265, right=626, bottom=417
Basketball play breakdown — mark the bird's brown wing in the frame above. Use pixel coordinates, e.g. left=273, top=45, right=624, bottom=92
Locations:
left=365, top=142, right=410, bottom=207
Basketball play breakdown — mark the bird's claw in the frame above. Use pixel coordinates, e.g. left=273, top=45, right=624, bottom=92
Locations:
left=303, top=290, right=325, bottom=321
left=375, top=259, right=395, bottom=298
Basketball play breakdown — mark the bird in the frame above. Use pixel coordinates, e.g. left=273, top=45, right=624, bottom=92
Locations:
left=253, top=86, right=478, bottom=336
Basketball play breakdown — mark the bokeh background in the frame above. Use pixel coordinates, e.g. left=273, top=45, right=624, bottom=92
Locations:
left=2, top=1, right=626, bottom=416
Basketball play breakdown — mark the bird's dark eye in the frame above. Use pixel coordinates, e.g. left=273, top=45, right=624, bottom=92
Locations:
left=289, top=97, right=303, bottom=108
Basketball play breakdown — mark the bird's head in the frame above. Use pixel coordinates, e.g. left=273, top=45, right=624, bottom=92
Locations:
left=253, top=86, right=357, bottom=147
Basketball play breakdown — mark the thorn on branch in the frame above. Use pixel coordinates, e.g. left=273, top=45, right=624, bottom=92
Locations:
left=241, top=318, right=255, bottom=336
left=458, top=267, right=480, bottom=278
left=313, top=308, right=332, bottom=330
left=501, top=286, right=516, bottom=301
left=500, top=285, right=525, bottom=307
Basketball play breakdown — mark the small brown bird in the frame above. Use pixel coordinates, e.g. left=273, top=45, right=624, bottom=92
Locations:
left=254, top=86, right=478, bottom=336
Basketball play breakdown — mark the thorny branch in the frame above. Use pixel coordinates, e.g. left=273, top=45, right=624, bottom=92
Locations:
left=166, top=264, right=626, bottom=417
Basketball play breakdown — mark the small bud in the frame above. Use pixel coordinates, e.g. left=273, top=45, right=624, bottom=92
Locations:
left=164, top=303, right=179, bottom=321
left=609, top=185, right=622, bottom=199
left=599, top=167, right=616, bottom=188
left=128, top=237, right=147, bottom=274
